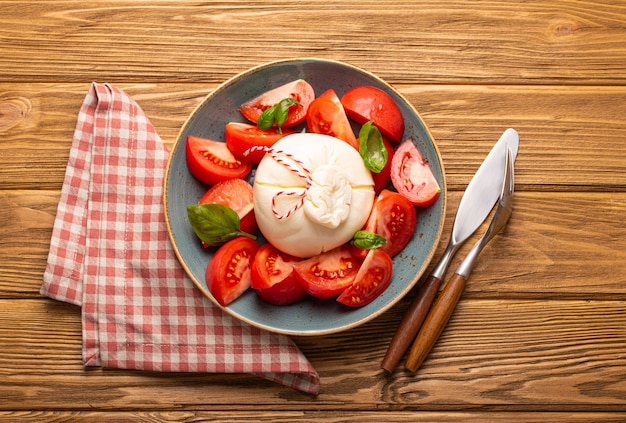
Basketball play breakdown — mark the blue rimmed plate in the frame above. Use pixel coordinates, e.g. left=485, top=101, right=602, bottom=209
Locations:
left=164, top=58, right=446, bottom=336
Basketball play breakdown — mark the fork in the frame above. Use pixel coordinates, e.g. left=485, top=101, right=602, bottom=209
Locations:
left=404, top=147, right=515, bottom=372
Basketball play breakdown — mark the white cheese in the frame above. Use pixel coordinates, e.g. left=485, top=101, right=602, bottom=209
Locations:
left=253, top=133, right=375, bottom=258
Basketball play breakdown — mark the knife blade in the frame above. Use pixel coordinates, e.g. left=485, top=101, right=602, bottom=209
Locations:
left=381, top=128, right=519, bottom=372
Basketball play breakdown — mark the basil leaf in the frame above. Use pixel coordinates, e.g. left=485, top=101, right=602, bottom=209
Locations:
left=358, top=120, right=388, bottom=173
left=187, top=203, right=256, bottom=246
left=256, top=98, right=300, bottom=134
left=275, top=98, right=299, bottom=128
left=351, top=230, right=387, bottom=250
left=257, top=107, right=277, bottom=131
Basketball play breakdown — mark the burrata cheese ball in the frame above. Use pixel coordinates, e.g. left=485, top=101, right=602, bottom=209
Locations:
left=253, top=133, right=375, bottom=258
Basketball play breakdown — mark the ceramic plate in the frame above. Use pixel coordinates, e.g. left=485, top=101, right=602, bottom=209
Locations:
left=164, top=58, right=446, bottom=336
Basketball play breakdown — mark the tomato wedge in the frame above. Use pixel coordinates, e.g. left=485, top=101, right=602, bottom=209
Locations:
left=307, top=89, right=359, bottom=150
left=251, top=244, right=306, bottom=306
left=225, top=122, right=295, bottom=164
left=293, top=245, right=363, bottom=299
left=186, top=135, right=252, bottom=186
left=206, top=237, right=259, bottom=307
left=361, top=189, right=416, bottom=257
left=390, top=139, right=441, bottom=207
left=340, top=86, right=405, bottom=143
left=198, top=178, right=257, bottom=238
left=240, top=79, right=315, bottom=128
left=337, top=248, right=393, bottom=307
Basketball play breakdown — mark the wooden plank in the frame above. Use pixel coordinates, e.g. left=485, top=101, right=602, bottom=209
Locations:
left=0, top=190, right=58, bottom=297
left=2, top=189, right=624, bottom=298
left=1, top=411, right=626, bottom=422
left=0, top=1, right=625, bottom=84
left=0, top=83, right=208, bottom=190
left=1, top=83, right=625, bottom=190
left=1, top=298, right=626, bottom=410
left=409, top=85, right=626, bottom=190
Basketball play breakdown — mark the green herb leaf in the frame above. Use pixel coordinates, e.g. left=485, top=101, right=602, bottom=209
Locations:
left=187, top=203, right=256, bottom=246
left=256, top=98, right=300, bottom=134
left=358, top=120, right=388, bottom=173
left=275, top=98, right=299, bottom=128
left=351, top=230, right=387, bottom=250
left=257, top=108, right=277, bottom=131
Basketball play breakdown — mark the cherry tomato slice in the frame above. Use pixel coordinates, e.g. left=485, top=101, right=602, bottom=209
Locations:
left=186, top=135, right=252, bottom=186
left=251, top=244, right=306, bottom=306
left=240, top=79, right=315, bottom=128
left=225, top=122, right=295, bottom=164
left=198, top=178, right=257, bottom=239
left=361, top=189, right=417, bottom=257
left=372, top=136, right=394, bottom=193
left=293, top=245, right=363, bottom=299
left=307, top=89, right=359, bottom=150
left=206, top=237, right=259, bottom=307
left=340, top=86, right=405, bottom=143
left=390, top=139, right=441, bottom=207
left=337, top=248, right=393, bottom=307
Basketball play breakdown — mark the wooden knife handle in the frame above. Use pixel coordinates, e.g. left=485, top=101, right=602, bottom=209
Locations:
left=404, top=273, right=468, bottom=372
left=381, top=275, right=442, bottom=372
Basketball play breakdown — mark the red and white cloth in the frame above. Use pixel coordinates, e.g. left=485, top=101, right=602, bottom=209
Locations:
left=41, top=83, right=319, bottom=394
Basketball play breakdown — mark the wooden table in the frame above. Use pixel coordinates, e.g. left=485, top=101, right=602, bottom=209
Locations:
left=2, top=1, right=626, bottom=421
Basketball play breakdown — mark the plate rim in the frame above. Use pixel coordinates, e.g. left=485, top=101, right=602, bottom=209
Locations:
left=163, top=57, right=447, bottom=336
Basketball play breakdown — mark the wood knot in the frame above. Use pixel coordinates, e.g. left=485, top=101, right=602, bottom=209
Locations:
left=552, top=20, right=580, bottom=38
left=0, top=97, right=32, bottom=132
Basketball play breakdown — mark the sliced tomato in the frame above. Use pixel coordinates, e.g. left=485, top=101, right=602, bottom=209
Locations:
left=390, top=139, right=441, bottom=207
left=361, top=189, right=416, bottom=258
left=293, top=245, right=363, bottom=299
left=251, top=244, right=306, bottom=306
left=206, top=237, right=259, bottom=307
left=198, top=178, right=257, bottom=239
left=372, top=136, right=394, bottom=193
left=240, top=79, right=315, bottom=128
left=186, top=135, right=252, bottom=186
left=307, top=89, right=359, bottom=150
left=225, top=122, right=295, bottom=164
left=337, top=248, right=393, bottom=307
left=340, top=86, right=405, bottom=143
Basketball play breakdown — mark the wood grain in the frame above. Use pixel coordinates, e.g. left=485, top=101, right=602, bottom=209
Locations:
left=2, top=190, right=624, bottom=298
left=2, top=84, right=625, bottom=190
left=1, top=298, right=626, bottom=410
left=1, top=1, right=625, bottom=85
left=2, top=411, right=626, bottom=422
left=2, top=0, right=626, bottom=419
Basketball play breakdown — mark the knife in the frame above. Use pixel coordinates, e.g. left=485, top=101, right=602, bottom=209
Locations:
left=381, top=128, right=519, bottom=372
left=404, top=146, right=515, bottom=372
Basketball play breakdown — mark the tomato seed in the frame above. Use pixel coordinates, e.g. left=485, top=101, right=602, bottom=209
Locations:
left=202, top=150, right=244, bottom=169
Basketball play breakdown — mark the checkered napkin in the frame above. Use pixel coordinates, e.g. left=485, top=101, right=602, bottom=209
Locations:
left=40, top=83, right=319, bottom=395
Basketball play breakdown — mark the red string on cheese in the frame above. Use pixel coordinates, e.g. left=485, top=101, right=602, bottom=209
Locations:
left=244, top=146, right=312, bottom=220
